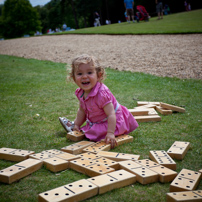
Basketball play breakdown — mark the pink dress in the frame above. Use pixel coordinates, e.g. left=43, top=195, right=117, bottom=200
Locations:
left=75, top=82, right=138, bottom=141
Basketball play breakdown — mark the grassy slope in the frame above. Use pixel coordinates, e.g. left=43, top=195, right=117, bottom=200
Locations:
left=0, top=55, right=202, bottom=201
left=52, top=9, right=202, bottom=35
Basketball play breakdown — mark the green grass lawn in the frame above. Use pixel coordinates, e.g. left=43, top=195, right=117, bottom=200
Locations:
left=52, top=9, right=202, bottom=35
left=0, top=55, right=202, bottom=201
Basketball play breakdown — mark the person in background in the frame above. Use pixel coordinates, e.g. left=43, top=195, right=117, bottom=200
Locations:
left=124, top=0, right=135, bottom=23
left=155, top=0, right=163, bottom=20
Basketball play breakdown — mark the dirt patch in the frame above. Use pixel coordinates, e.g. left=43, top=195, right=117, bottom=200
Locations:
left=0, top=34, right=202, bottom=79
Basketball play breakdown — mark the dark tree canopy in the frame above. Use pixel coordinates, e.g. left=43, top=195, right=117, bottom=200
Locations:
left=0, top=0, right=41, bottom=38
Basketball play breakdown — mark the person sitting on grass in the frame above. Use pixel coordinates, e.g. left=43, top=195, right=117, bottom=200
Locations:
left=59, top=54, right=138, bottom=148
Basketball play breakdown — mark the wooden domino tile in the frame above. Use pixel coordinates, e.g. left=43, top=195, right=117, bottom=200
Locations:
left=97, top=151, right=140, bottom=162
left=149, top=150, right=176, bottom=170
left=137, top=101, right=160, bottom=106
left=43, top=157, right=69, bottom=172
left=0, top=158, right=43, bottom=184
left=66, top=131, right=85, bottom=141
left=61, top=141, right=94, bottom=155
left=69, top=158, right=115, bottom=177
left=87, top=169, right=136, bottom=194
left=79, top=152, right=119, bottom=170
left=128, top=108, right=149, bottom=116
left=199, top=169, right=202, bottom=174
left=82, top=141, right=111, bottom=154
left=170, top=169, right=201, bottom=192
left=115, top=134, right=133, bottom=146
left=119, top=160, right=159, bottom=184
left=160, top=102, right=185, bottom=113
left=167, top=141, right=190, bottom=160
left=156, top=106, right=172, bottom=115
left=136, top=159, right=177, bottom=183
left=29, top=151, right=55, bottom=160
left=167, top=190, right=202, bottom=202
left=55, top=152, right=79, bottom=161
left=134, top=115, right=161, bottom=123
left=0, top=147, right=35, bottom=162
left=38, top=179, right=98, bottom=202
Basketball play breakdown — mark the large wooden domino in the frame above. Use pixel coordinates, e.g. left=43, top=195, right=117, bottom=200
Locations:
left=29, top=150, right=78, bottom=172
left=29, top=149, right=63, bottom=160
left=66, top=131, right=85, bottom=141
left=149, top=150, right=176, bottom=170
left=119, top=160, right=159, bottom=184
left=160, top=102, right=185, bottom=113
left=38, top=179, right=98, bottom=202
left=167, top=141, right=190, bottom=160
left=43, top=157, right=69, bottom=172
left=156, top=106, right=173, bottom=115
left=170, top=169, right=201, bottom=192
left=0, top=158, right=43, bottom=184
left=167, top=190, right=202, bottom=202
left=137, top=101, right=160, bottom=106
left=69, top=158, right=115, bottom=177
left=97, top=151, right=140, bottom=162
left=128, top=108, right=149, bottom=116
left=87, top=169, right=136, bottom=194
left=115, top=134, right=133, bottom=146
left=61, top=141, right=94, bottom=155
left=82, top=141, right=111, bottom=153
left=0, top=147, right=35, bottom=161
left=136, top=159, right=177, bottom=183
left=134, top=115, right=161, bottom=123
left=79, top=152, right=119, bottom=170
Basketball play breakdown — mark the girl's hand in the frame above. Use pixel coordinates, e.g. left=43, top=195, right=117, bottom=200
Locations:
left=73, top=124, right=80, bottom=131
left=105, top=132, right=118, bottom=149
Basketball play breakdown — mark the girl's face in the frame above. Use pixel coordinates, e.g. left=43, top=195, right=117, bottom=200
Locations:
left=74, top=62, right=99, bottom=95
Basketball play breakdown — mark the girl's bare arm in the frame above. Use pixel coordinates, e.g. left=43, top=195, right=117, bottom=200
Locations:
left=103, top=102, right=117, bottom=148
left=74, top=106, right=86, bottom=131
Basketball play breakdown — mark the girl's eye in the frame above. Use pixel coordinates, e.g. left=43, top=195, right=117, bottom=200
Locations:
left=77, top=73, right=82, bottom=76
left=88, top=72, right=92, bottom=74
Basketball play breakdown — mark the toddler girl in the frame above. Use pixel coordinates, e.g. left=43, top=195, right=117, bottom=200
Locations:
left=59, top=54, right=138, bottom=148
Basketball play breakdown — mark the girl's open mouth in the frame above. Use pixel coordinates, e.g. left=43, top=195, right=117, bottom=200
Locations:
left=82, top=82, right=90, bottom=85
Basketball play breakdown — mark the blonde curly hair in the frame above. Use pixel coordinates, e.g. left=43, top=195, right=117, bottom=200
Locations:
left=69, top=54, right=106, bottom=82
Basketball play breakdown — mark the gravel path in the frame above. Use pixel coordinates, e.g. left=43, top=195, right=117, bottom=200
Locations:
left=0, top=34, right=202, bottom=79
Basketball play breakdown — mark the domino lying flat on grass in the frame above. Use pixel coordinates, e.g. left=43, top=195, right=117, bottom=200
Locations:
left=0, top=158, right=43, bottom=184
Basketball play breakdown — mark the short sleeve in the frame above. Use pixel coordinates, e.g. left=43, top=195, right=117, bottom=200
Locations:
left=97, top=89, right=112, bottom=109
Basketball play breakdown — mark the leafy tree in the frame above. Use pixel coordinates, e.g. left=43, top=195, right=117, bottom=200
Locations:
left=0, top=0, right=41, bottom=38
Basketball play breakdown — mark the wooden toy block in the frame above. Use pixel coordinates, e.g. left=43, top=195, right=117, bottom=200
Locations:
left=55, top=152, right=79, bottom=161
left=160, top=102, right=185, bottom=113
left=149, top=150, right=176, bottom=170
left=167, top=141, right=190, bottom=160
left=87, top=169, right=136, bottom=194
left=0, top=158, right=43, bottom=184
left=170, top=169, right=201, bottom=192
left=97, top=151, right=140, bottom=162
left=82, top=141, right=111, bottom=154
left=0, top=147, right=35, bottom=162
left=66, top=131, right=85, bottom=141
left=166, top=190, right=202, bottom=202
left=119, top=160, right=159, bottom=184
left=136, top=159, right=177, bottom=183
left=156, top=106, right=173, bottom=115
left=128, top=108, right=149, bottom=116
left=61, top=141, right=94, bottom=155
left=115, top=134, right=133, bottom=146
left=134, top=115, right=161, bottom=123
left=43, top=157, right=69, bottom=172
left=137, top=101, right=160, bottom=106
left=79, top=152, right=119, bottom=170
left=38, top=179, right=98, bottom=202
left=199, top=169, right=202, bottom=174
left=69, top=158, right=114, bottom=177
left=29, top=151, right=55, bottom=160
